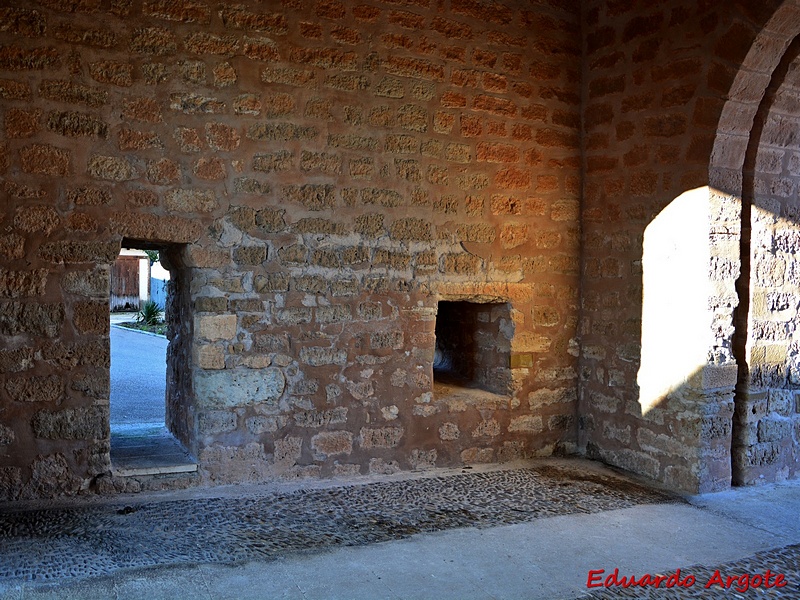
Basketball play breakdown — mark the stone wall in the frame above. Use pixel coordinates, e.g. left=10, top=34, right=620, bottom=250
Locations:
left=579, top=0, right=785, bottom=493
left=0, top=0, right=581, bottom=498
left=733, top=41, right=800, bottom=485
left=5, top=0, right=800, bottom=501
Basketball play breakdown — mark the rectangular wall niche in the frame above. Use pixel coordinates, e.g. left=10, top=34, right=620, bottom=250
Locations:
left=434, top=301, right=513, bottom=395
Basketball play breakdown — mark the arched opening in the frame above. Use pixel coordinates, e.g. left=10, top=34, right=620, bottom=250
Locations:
left=710, top=1, right=800, bottom=485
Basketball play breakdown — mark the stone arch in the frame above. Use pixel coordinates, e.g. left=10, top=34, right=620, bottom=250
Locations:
left=710, top=0, right=800, bottom=485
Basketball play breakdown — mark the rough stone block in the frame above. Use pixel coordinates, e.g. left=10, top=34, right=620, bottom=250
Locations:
left=14, top=205, right=60, bottom=234
left=196, top=345, right=224, bottom=369
left=219, top=5, right=286, bottom=34
left=70, top=370, right=109, bottom=399
left=21, top=453, right=82, bottom=499
left=0, top=348, right=34, bottom=373
left=196, top=314, right=237, bottom=340
left=87, top=154, right=134, bottom=181
left=409, top=448, right=437, bottom=470
left=165, top=189, right=217, bottom=213
left=360, top=426, right=403, bottom=448
left=0, top=301, right=64, bottom=337
left=73, top=301, right=108, bottom=334
left=6, top=374, right=63, bottom=403
left=385, top=134, right=418, bottom=154
left=369, top=458, right=401, bottom=474
left=328, top=133, right=377, bottom=151
left=390, top=218, right=432, bottom=241
left=32, top=406, right=108, bottom=440
left=198, top=410, right=237, bottom=434
left=0, top=424, right=14, bottom=446
left=310, top=431, right=353, bottom=459
left=39, top=79, right=107, bottom=107
left=272, top=305, right=310, bottom=324
left=0, top=45, right=59, bottom=71
left=253, top=151, right=293, bottom=172
left=5, top=107, right=40, bottom=138
left=254, top=273, right=289, bottom=293
left=89, top=60, right=133, bottom=86
left=273, top=437, right=302, bottom=468
left=0, top=234, right=25, bottom=260
left=508, top=415, right=544, bottom=433
left=0, top=268, right=47, bottom=298
left=316, top=305, right=352, bottom=324
left=461, top=447, right=494, bottom=463
left=0, top=79, right=29, bottom=100
left=130, top=26, right=177, bottom=55
left=170, top=93, right=225, bottom=114
left=20, top=143, right=70, bottom=176
left=757, top=418, right=792, bottom=443
left=282, top=184, right=335, bottom=211
left=194, top=368, right=285, bottom=408
left=300, top=346, right=347, bottom=366
left=370, top=331, right=404, bottom=349
left=248, top=122, right=316, bottom=141
left=246, top=415, right=286, bottom=435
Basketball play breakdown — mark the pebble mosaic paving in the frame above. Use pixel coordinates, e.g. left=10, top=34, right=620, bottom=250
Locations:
left=0, top=462, right=797, bottom=598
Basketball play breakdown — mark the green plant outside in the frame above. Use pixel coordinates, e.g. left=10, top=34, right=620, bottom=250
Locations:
left=136, top=299, right=163, bottom=326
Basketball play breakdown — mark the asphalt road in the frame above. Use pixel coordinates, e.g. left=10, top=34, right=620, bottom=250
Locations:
left=110, top=326, right=168, bottom=426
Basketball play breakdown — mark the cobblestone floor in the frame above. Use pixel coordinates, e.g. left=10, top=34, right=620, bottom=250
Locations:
left=0, top=461, right=797, bottom=598
left=0, top=462, right=676, bottom=585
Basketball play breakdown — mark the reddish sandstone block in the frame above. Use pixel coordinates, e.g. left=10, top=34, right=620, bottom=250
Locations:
left=89, top=61, right=133, bottom=87
left=299, top=21, right=323, bottom=38
left=47, top=111, right=108, bottom=138
left=243, top=37, right=279, bottom=61
left=185, top=33, right=239, bottom=55
left=143, top=0, right=211, bottom=24
left=473, top=95, right=516, bottom=116
left=316, top=0, right=346, bottom=19
left=451, top=0, right=512, bottom=24
left=123, top=97, right=163, bottom=123
left=495, top=167, right=531, bottom=190
left=5, top=108, right=40, bottom=138
left=146, top=158, right=180, bottom=184
left=384, top=56, right=444, bottom=81
left=67, top=213, right=98, bottom=232
left=432, top=16, right=472, bottom=39
left=205, top=123, right=240, bottom=151
left=53, top=23, right=116, bottom=48
left=219, top=5, right=286, bottom=33
left=174, top=127, right=204, bottom=152
left=118, top=129, right=162, bottom=150
left=0, top=79, right=29, bottom=100
left=87, top=155, right=134, bottom=181
left=477, top=142, right=519, bottom=163
left=67, top=187, right=111, bottom=206
left=389, top=10, right=426, bottom=29
left=0, top=46, right=59, bottom=71
left=353, top=5, right=380, bottom=21
left=130, top=26, right=177, bottom=55
left=73, top=301, right=108, bottom=334
left=194, top=157, right=226, bottom=180
left=20, top=144, right=70, bottom=176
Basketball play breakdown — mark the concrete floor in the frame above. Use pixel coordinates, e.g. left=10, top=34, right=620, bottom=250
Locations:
left=1, top=460, right=798, bottom=599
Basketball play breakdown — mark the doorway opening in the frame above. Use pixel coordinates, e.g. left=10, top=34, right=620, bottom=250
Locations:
left=109, top=241, right=196, bottom=477
left=433, top=301, right=513, bottom=396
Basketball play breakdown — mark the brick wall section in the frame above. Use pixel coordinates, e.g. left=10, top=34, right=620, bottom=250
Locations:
left=0, top=0, right=581, bottom=498
left=579, top=0, right=782, bottom=492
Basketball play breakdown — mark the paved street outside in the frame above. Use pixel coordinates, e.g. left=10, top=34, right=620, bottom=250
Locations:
left=110, top=321, right=167, bottom=427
